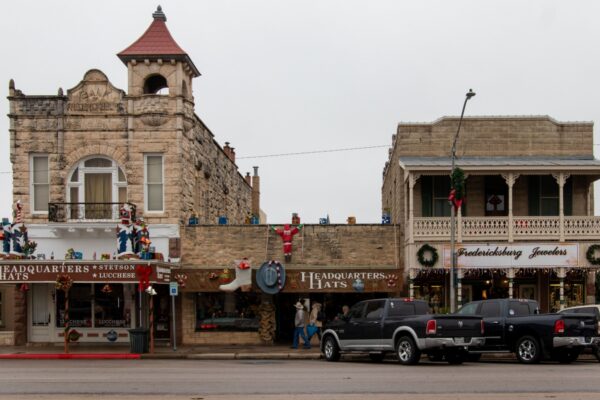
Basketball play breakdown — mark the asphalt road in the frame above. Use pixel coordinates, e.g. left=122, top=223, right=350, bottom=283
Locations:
left=0, top=358, right=599, bottom=400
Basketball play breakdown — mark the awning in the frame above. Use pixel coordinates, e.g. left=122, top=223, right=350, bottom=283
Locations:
left=0, top=260, right=173, bottom=284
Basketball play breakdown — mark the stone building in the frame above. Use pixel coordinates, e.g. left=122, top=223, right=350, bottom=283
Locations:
left=382, top=115, right=600, bottom=313
left=1, top=7, right=259, bottom=345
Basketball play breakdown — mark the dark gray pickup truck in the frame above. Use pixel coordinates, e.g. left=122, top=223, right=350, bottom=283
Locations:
left=320, top=298, right=485, bottom=365
left=457, top=298, right=600, bottom=363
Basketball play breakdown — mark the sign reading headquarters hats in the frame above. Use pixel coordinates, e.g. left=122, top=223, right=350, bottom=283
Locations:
left=256, top=260, right=286, bottom=294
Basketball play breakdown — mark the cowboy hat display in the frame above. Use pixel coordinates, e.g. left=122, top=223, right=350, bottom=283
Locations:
left=256, top=260, right=286, bottom=295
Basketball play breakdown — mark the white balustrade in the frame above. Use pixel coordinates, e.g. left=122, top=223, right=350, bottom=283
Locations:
left=413, top=215, right=600, bottom=242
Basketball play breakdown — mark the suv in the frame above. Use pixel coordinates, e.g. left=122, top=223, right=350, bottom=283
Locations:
left=558, top=304, right=600, bottom=362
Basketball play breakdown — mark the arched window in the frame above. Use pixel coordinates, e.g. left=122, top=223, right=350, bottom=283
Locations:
left=143, top=74, right=169, bottom=95
left=67, top=157, right=127, bottom=220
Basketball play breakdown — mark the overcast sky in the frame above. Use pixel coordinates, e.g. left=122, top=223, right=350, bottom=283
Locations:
left=2, top=1, right=600, bottom=224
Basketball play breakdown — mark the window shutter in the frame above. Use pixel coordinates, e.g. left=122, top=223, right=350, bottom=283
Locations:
left=528, top=176, right=540, bottom=216
left=421, top=176, right=432, bottom=217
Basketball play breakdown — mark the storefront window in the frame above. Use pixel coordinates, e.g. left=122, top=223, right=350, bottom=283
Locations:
left=195, top=292, right=260, bottom=332
left=56, top=284, right=133, bottom=328
left=57, top=284, right=92, bottom=328
left=549, top=282, right=584, bottom=312
left=413, top=284, right=445, bottom=313
left=94, top=284, right=132, bottom=328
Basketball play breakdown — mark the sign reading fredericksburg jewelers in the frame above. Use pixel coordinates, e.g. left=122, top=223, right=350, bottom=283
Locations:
left=442, top=243, right=579, bottom=268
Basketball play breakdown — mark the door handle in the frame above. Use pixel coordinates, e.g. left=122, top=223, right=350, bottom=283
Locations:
left=491, top=321, right=500, bottom=324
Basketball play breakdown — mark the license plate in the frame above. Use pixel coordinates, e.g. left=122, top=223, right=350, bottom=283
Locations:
left=455, top=337, right=465, bottom=344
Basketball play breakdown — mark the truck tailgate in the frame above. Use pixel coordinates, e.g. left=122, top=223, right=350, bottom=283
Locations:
left=433, top=315, right=482, bottom=338
left=560, top=313, right=598, bottom=337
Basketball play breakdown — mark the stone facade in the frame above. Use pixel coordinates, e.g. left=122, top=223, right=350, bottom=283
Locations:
left=8, top=68, right=253, bottom=226
left=181, top=224, right=400, bottom=268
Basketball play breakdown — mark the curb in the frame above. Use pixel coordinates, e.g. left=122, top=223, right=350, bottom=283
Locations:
left=0, top=353, right=141, bottom=360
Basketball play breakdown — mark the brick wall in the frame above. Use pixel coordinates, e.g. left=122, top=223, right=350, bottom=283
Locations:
left=181, top=224, right=400, bottom=268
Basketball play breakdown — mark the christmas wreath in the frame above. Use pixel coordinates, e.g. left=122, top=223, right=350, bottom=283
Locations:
left=417, top=244, right=438, bottom=267
left=586, top=244, right=600, bottom=265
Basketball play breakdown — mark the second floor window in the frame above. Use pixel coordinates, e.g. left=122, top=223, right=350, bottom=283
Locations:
left=528, top=175, right=572, bottom=216
left=421, top=175, right=452, bottom=217
left=145, top=155, right=164, bottom=212
left=31, top=155, right=49, bottom=212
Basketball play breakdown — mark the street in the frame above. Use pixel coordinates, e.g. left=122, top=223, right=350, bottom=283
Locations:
left=0, top=358, right=598, bottom=400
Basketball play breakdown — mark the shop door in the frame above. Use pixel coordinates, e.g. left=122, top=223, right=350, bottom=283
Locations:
left=29, top=284, right=55, bottom=342
left=153, top=286, right=171, bottom=340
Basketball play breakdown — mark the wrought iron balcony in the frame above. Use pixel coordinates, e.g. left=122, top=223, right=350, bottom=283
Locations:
left=48, top=202, right=137, bottom=223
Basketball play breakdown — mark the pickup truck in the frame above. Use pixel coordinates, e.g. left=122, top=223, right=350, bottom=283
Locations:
left=456, top=298, right=600, bottom=363
left=558, top=304, right=600, bottom=362
left=320, top=298, right=485, bottom=365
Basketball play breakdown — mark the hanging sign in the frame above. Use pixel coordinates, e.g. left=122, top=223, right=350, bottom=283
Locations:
left=443, top=243, right=579, bottom=269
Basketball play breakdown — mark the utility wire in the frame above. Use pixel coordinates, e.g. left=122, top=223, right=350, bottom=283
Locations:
left=236, top=144, right=390, bottom=160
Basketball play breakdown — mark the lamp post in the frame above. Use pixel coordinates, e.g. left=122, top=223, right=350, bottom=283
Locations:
left=449, top=89, right=476, bottom=313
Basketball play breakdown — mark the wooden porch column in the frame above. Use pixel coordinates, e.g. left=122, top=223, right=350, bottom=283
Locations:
left=408, top=173, right=419, bottom=244
left=502, top=173, right=519, bottom=243
left=553, top=173, right=569, bottom=242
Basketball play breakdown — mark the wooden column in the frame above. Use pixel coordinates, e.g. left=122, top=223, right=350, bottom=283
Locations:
left=502, top=173, right=519, bottom=243
left=553, top=173, right=569, bottom=242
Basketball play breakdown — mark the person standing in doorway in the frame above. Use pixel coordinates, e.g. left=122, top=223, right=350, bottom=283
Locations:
left=309, top=302, right=324, bottom=341
left=292, top=301, right=310, bottom=349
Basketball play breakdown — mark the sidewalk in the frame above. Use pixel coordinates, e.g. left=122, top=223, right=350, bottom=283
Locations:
left=0, top=343, right=322, bottom=360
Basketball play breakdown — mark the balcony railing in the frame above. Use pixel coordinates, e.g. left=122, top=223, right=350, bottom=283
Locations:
left=413, top=215, right=600, bottom=242
left=48, top=202, right=137, bottom=223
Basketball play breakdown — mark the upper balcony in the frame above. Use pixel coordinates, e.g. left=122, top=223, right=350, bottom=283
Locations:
left=48, top=202, right=136, bottom=223
left=399, top=156, right=600, bottom=243
left=413, top=215, right=600, bottom=242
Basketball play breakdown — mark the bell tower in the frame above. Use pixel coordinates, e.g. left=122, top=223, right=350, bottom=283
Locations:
left=117, top=6, right=200, bottom=100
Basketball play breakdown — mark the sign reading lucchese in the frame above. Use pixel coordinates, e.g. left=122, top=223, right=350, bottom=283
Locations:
left=0, top=262, right=171, bottom=283
left=443, top=243, right=579, bottom=268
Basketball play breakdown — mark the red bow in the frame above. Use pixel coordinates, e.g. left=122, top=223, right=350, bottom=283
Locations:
left=448, top=189, right=463, bottom=212
left=136, top=265, right=152, bottom=291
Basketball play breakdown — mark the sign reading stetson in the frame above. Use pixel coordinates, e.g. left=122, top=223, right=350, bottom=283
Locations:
left=0, top=261, right=172, bottom=283
left=443, top=243, right=579, bottom=268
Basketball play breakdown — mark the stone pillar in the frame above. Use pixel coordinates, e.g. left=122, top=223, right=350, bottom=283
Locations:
left=457, top=269, right=463, bottom=306
left=257, top=294, right=275, bottom=344
left=586, top=270, right=597, bottom=305
left=13, top=285, right=27, bottom=346
left=408, top=173, right=419, bottom=244
left=557, top=267, right=566, bottom=311
left=502, top=173, right=519, bottom=243
left=508, top=268, right=515, bottom=299
left=553, top=173, right=569, bottom=242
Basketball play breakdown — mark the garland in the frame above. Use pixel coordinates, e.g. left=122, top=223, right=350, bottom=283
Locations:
left=586, top=244, right=600, bottom=265
left=451, top=167, right=465, bottom=200
left=417, top=244, right=438, bottom=267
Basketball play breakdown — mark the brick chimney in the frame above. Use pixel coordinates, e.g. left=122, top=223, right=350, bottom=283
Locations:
left=223, top=142, right=236, bottom=163
left=251, top=166, right=260, bottom=221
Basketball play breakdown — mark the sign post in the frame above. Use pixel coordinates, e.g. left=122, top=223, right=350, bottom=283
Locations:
left=169, top=281, right=178, bottom=351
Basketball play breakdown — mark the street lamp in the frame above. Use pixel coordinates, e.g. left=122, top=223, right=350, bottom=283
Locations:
left=449, top=89, right=476, bottom=313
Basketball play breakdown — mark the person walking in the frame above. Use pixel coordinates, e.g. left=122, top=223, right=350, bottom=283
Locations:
left=308, top=302, right=324, bottom=341
left=291, top=301, right=311, bottom=349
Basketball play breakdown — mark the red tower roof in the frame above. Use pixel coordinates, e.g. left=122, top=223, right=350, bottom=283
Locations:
left=117, top=6, right=200, bottom=76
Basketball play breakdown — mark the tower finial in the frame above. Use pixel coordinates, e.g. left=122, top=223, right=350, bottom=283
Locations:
left=153, top=5, right=166, bottom=21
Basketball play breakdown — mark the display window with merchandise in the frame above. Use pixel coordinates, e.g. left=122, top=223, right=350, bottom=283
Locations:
left=195, top=292, right=260, bottom=332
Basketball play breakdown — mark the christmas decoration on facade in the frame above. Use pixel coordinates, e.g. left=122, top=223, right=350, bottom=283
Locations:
left=219, top=258, right=252, bottom=292
left=449, top=167, right=466, bottom=212
left=256, top=260, right=286, bottom=294
left=417, top=244, right=438, bottom=267
left=586, top=244, right=600, bottom=265
left=271, top=224, right=303, bottom=262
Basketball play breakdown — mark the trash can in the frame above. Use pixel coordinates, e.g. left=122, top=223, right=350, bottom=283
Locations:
left=128, top=328, right=149, bottom=353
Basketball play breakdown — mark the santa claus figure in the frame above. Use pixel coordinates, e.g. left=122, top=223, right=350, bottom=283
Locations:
left=271, top=224, right=304, bottom=262
left=116, top=203, right=135, bottom=258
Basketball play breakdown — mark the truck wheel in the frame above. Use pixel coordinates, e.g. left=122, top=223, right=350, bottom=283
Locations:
left=466, top=353, right=482, bottom=362
left=515, top=336, right=541, bottom=364
left=557, top=349, right=581, bottom=364
left=323, top=336, right=341, bottom=362
left=445, top=351, right=465, bottom=365
left=396, top=336, right=421, bottom=365
left=369, top=353, right=386, bottom=362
